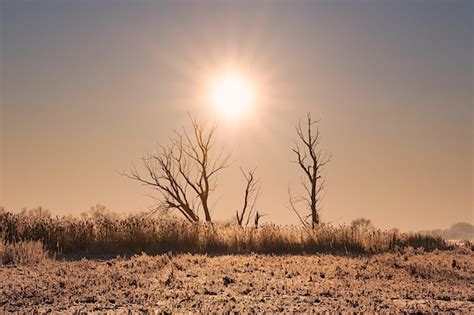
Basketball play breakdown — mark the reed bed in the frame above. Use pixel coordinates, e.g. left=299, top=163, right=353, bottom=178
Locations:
left=0, top=210, right=448, bottom=256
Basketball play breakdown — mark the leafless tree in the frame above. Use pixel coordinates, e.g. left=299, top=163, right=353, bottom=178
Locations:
left=290, top=113, right=331, bottom=229
left=351, top=217, right=374, bottom=231
left=124, top=116, right=230, bottom=222
left=236, top=167, right=260, bottom=227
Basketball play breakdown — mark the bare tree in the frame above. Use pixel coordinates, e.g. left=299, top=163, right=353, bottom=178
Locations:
left=125, top=145, right=200, bottom=222
left=236, top=167, right=260, bottom=227
left=290, top=113, right=331, bottom=229
left=351, top=217, right=374, bottom=231
left=81, top=204, right=119, bottom=220
left=124, top=115, right=230, bottom=223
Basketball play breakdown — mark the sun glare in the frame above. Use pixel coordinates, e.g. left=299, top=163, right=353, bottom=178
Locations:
left=211, top=72, right=253, bottom=120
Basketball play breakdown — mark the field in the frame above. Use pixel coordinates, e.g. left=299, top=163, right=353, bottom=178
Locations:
left=1, top=211, right=473, bottom=312
left=1, top=249, right=473, bottom=313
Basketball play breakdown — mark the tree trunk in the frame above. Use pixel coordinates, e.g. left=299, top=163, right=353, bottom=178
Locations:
left=201, top=197, right=212, bottom=222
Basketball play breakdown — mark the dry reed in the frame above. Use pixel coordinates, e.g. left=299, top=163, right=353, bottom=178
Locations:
left=0, top=210, right=449, bottom=256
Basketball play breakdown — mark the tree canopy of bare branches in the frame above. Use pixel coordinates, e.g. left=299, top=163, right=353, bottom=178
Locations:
left=236, top=167, right=260, bottom=227
left=290, top=113, right=331, bottom=229
left=124, top=116, right=230, bottom=223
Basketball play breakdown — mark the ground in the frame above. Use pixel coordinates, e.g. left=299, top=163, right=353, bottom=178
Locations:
left=1, top=249, right=473, bottom=313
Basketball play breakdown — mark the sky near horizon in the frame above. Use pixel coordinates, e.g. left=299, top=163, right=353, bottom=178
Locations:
left=1, top=1, right=472, bottom=231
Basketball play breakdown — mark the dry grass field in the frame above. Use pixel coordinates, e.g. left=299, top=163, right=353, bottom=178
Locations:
left=0, top=210, right=450, bottom=256
left=1, top=249, right=473, bottom=313
left=1, top=211, right=472, bottom=312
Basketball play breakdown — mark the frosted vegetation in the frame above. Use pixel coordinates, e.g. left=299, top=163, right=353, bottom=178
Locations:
left=0, top=207, right=455, bottom=258
left=1, top=208, right=472, bottom=312
left=0, top=248, right=472, bottom=312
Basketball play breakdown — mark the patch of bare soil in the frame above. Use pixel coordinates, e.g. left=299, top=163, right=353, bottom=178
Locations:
left=1, top=249, right=473, bottom=313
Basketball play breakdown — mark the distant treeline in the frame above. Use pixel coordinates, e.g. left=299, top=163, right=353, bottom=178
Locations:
left=420, top=222, right=474, bottom=241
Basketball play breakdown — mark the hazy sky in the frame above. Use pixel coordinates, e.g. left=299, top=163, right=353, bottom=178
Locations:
left=1, top=1, right=472, bottom=231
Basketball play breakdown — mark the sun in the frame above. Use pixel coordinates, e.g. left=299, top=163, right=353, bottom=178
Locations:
left=211, top=72, right=254, bottom=120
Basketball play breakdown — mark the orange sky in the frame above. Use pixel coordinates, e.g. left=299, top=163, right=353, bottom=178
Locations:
left=1, top=1, right=472, bottom=231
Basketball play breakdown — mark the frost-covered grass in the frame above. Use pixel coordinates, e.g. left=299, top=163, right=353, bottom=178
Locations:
left=0, top=211, right=448, bottom=256
left=0, top=240, right=48, bottom=265
left=0, top=209, right=471, bottom=312
left=0, top=249, right=472, bottom=312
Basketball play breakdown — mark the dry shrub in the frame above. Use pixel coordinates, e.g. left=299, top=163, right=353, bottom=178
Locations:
left=0, top=210, right=449, bottom=256
left=0, top=240, right=49, bottom=265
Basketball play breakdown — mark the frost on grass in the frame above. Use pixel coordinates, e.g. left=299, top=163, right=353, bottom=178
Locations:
left=0, top=249, right=472, bottom=312
left=0, top=210, right=449, bottom=256
left=0, top=241, right=48, bottom=266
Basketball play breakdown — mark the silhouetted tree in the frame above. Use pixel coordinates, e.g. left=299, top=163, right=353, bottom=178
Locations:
left=81, top=204, right=119, bottom=220
left=289, top=113, right=331, bottom=229
left=124, top=115, right=230, bottom=223
left=236, top=167, right=260, bottom=227
left=351, top=217, right=374, bottom=231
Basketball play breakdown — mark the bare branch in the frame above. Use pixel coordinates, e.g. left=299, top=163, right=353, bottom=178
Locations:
left=123, top=114, right=230, bottom=223
left=289, top=113, right=331, bottom=229
left=236, top=167, right=260, bottom=227
left=288, top=188, right=308, bottom=229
